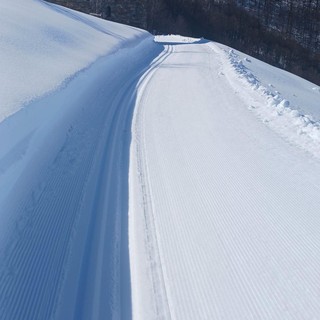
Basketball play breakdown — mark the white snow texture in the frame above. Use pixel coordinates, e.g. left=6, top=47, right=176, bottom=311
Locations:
left=1, top=1, right=320, bottom=320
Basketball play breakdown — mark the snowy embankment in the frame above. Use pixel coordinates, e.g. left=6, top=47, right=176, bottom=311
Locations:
left=129, top=35, right=320, bottom=319
left=0, top=0, right=147, bottom=122
left=0, top=0, right=150, bottom=206
left=209, top=43, right=320, bottom=158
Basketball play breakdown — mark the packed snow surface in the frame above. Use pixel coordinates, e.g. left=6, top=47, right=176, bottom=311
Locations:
left=129, top=36, right=320, bottom=319
left=1, top=1, right=320, bottom=319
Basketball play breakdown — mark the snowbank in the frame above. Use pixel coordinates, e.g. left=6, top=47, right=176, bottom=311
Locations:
left=0, top=0, right=148, bottom=122
left=209, top=43, right=320, bottom=159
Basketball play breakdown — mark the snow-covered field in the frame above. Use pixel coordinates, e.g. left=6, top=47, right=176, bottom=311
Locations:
left=1, top=1, right=320, bottom=319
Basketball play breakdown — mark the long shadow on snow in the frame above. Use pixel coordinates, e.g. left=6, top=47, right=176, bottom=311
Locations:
left=0, top=40, right=164, bottom=320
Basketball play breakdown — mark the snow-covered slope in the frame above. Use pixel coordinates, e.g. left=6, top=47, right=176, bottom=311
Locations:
left=0, top=1, right=156, bottom=319
left=0, top=0, right=151, bottom=211
left=222, top=46, right=320, bottom=119
left=0, top=0, right=147, bottom=122
left=213, top=43, right=320, bottom=158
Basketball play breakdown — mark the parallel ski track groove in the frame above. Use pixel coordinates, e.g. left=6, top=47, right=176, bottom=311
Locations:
left=133, top=43, right=174, bottom=319
left=72, top=43, right=174, bottom=320
left=0, top=113, right=101, bottom=320
left=204, top=45, right=320, bottom=315
left=138, top=40, right=320, bottom=319
left=0, top=43, right=166, bottom=320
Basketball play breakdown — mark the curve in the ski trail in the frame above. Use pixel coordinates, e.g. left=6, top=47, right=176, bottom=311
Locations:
left=0, top=39, right=165, bottom=320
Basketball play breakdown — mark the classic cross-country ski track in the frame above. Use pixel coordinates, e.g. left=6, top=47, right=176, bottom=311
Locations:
left=1, top=4, right=320, bottom=319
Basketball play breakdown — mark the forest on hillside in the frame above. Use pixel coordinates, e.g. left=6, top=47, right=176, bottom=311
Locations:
left=148, top=0, right=320, bottom=85
left=46, top=0, right=320, bottom=85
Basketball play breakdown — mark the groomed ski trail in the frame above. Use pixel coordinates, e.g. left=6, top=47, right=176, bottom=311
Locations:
left=2, top=29, right=320, bottom=320
left=129, top=37, right=320, bottom=319
left=0, top=37, right=164, bottom=320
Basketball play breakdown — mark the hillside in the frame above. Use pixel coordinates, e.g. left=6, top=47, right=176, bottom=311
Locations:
left=46, top=0, right=320, bottom=85
left=150, top=0, right=320, bottom=85
left=235, top=0, right=320, bottom=53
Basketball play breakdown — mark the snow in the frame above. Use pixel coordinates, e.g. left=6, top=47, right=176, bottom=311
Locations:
left=222, top=46, right=320, bottom=119
left=1, top=2, right=320, bottom=319
left=129, top=36, right=320, bottom=319
left=0, top=1, right=156, bottom=319
left=0, top=0, right=147, bottom=123
left=0, top=0, right=150, bottom=214
left=155, top=34, right=204, bottom=44
left=212, top=44, right=320, bottom=159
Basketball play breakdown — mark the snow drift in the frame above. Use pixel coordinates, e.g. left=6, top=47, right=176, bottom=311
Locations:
left=208, top=43, right=320, bottom=159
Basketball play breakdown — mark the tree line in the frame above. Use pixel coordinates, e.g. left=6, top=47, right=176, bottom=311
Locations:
left=148, top=0, right=320, bottom=85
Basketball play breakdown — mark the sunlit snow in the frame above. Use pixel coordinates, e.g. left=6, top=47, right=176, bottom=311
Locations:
left=1, top=2, right=320, bottom=320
